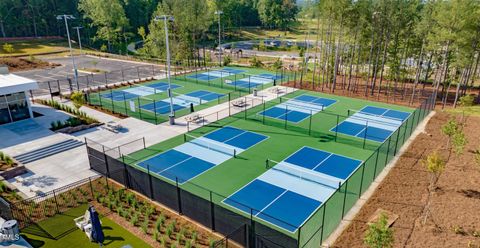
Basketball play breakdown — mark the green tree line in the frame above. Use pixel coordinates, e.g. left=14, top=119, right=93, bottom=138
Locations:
left=302, top=0, right=480, bottom=106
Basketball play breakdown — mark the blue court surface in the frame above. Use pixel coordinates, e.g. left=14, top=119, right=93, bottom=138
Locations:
left=137, top=126, right=268, bottom=184
left=139, top=90, right=225, bottom=114
left=332, top=106, right=411, bottom=142
left=259, top=94, right=337, bottom=123
left=226, top=80, right=262, bottom=89
left=185, top=90, right=225, bottom=102
left=101, top=91, right=139, bottom=101
left=147, top=82, right=182, bottom=91
left=221, top=68, right=245, bottom=74
left=187, top=74, right=219, bottom=81
left=258, top=73, right=283, bottom=80
left=223, top=146, right=362, bottom=232
left=101, top=83, right=182, bottom=101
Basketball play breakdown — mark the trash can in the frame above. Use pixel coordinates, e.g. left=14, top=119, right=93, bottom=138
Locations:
left=169, top=114, right=175, bottom=125
left=1, top=220, right=19, bottom=242
left=253, top=89, right=258, bottom=97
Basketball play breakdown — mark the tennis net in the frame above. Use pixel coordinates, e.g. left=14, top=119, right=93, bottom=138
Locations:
left=280, top=97, right=325, bottom=112
left=184, top=134, right=237, bottom=157
left=172, top=92, right=203, bottom=105
left=348, top=109, right=403, bottom=127
left=266, top=159, right=342, bottom=189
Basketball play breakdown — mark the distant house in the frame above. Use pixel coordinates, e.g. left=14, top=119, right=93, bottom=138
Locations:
left=0, top=66, right=38, bottom=125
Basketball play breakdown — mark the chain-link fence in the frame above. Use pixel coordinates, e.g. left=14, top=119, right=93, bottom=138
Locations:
left=4, top=175, right=107, bottom=229
left=84, top=90, right=434, bottom=248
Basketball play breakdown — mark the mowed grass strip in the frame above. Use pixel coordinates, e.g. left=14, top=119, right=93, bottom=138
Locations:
left=21, top=204, right=151, bottom=248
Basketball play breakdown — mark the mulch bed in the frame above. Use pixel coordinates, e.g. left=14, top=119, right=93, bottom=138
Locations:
left=0, top=57, right=60, bottom=72
left=332, top=111, right=480, bottom=247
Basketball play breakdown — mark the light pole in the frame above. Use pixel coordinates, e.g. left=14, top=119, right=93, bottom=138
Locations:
left=73, top=26, right=83, bottom=54
left=57, top=14, right=79, bottom=90
left=154, top=15, right=176, bottom=125
left=214, top=10, right=223, bottom=67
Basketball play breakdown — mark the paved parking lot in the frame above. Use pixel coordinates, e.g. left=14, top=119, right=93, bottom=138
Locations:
left=16, top=55, right=161, bottom=82
left=15, top=55, right=165, bottom=97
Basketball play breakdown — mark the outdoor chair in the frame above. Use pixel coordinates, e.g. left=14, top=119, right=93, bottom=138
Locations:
left=74, top=210, right=91, bottom=231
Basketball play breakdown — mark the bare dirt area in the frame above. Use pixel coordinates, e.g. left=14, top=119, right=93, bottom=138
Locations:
left=332, top=111, right=480, bottom=248
left=0, top=57, right=60, bottom=72
left=283, top=75, right=479, bottom=108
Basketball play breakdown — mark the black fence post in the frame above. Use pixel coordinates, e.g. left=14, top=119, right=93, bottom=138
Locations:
left=176, top=178, right=182, bottom=214
left=320, top=204, right=326, bottom=244
left=342, top=180, right=348, bottom=218
left=137, top=97, right=143, bottom=120
left=153, top=100, right=158, bottom=125
left=384, top=137, right=392, bottom=166
left=210, top=191, right=215, bottom=231
left=52, top=190, right=60, bottom=214
left=373, top=149, right=380, bottom=181
left=88, top=177, right=94, bottom=199
left=102, top=146, right=110, bottom=177
left=147, top=164, right=154, bottom=199
left=359, top=162, right=366, bottom=195
left=393, top=128, right=401, bottom=156
left=122, top=156, right=129, bottom=189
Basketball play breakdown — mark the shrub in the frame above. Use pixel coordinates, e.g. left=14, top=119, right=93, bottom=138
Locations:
left=141, top=219, right=149, bottom=234
left=0, top=181, right=6, bottom=193
left=474, top=148, right=480, bottom=167
left=2, top=43, right=14, bottom=53
left=209, top=238, right=216, bottom=248
left=452, top=131, right=467, bottom=156
left=0, top=151, right=15, bottom=166
left=159, top=236, right=165, bottom=246
left=423, top=151, right=446, bottom=189
left=185, top=240, right=192, bottom=248
left=126, top=192, right=135, bottom=205
left=37, top=99, right=98, bottom=124
left=165, top=225, right=173, bottom=237
left=223, top=55, right=231, bottom=66
left=153, top=229, right=159, bottom=241
left=130, top=213, right=138, bottom=226
left=155, top=217, right=163, bottom=231
left=176, top=232, right=181, bottom=242
left=364, top=213, right=394, bottom=248
left=459, top=94, right=475, bottom=107
left=249, top=56, right=263, bottom=68
left=191, top=231, right=197, bottom=244
left=116, top=205, right=123, bottom=215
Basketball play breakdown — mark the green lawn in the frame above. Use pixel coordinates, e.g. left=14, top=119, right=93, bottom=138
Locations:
left=87, top=66, right=295, bottom=124
left=446, top=105, right=480, bottom=116
left=121, top=88, right=416, bottom=242
left=0, top=39, right=71, bottom=57
left=21, top=204, right=151, bottom=248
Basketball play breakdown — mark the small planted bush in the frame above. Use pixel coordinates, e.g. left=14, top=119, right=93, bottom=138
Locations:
left=141, top=219, right=149, bottom=234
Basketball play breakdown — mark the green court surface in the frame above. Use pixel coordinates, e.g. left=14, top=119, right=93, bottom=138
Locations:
left=21, top=204, right=151, bottom=248
left=121, top=89, right=419, bottom=245
left=87, top=66, right=294, bottom=124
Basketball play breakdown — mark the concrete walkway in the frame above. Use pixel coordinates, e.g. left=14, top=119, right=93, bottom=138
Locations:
left=78, top=86, right=296, bottom=154
left=3, top=84, right=294, bottom=199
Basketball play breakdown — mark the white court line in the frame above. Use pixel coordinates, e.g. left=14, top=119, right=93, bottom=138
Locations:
left=311, top=154, right=333, bottom=171
left=254, top=190, right=288, bottom=217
